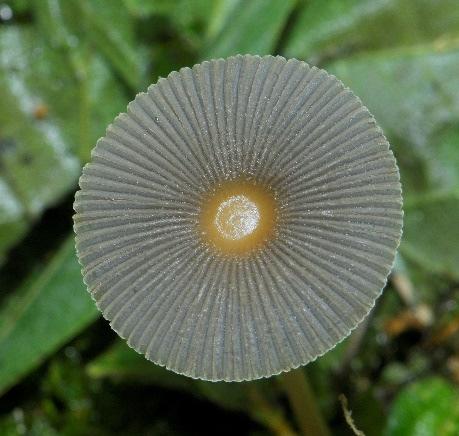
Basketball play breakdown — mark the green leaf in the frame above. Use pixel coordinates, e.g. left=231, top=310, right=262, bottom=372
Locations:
left=87, top=339, right=250, bottom=409
left=429, top=125, right=459, bottom=192
left=76, top=51, right=129, bottom=162
left=0, top=25, right=126, bottom=258
left=0, top=177, right=28, bottom=264
left=0, top=26, right=81, bottom=217
left=401, top=193, right=459, bottom=279
left=87, top=340, right=194, bottom=392
left=392, top=254, right=449, bottom=309
left=30, top=1, right=132, bottom=158
left=0, top=237, right=99, bottom=396
left=327, top=39, right=459, bottom=195
left=327, top=39, right=459, bottom=148
left=206, top=0, right=241, bottom=40
left=76, top=0, right=145, bottom=90
left=6, top=0, right=29, bottom=14
left=285, top=0, right=459, bottom=61
left=32, top=0, right=75, bottom=50
left=0, top=25, right=81, bottom=261
left=0, top=414, right=21, bottom=436
left=0, top=23, right=126, bottom=245
left=33, top=0, right=144, bottom=90
left=202, top=0, right=296, bottom=59
left=87, top=339, right=276, bottom=413
left=122, top=0, right=177, bottom=17
left=123, top=0, right=236, bottom=43
left=385, top=377, right=459, bottom=436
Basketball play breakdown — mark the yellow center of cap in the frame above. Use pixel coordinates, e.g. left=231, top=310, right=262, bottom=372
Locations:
left=199, top=180, right=277, bottom=255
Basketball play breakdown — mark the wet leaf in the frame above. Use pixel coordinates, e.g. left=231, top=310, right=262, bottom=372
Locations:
left=124, top=0, right=218, bottom=45
left=122, top=0, right=163, bottom=16
left=0, top=237, right=99, bottom=396
left=202, top=0, right=296, bottom=59
left=33, top=0, right=143, bottom=90
left=5, top=1, right=29, bottom=15
left=429, top=126, right=459, bottom=192
left=0, top=26, right=80, bottom=215
left=328, top=39, right=459, bottom=195
left=385, top=377, right=459, bottom=436
left=29, top=2, right=132, bottom=154
left=206, top=0, right=242, bottom=40
left=87, top=339, right=275, bottom=413
left=76, top=0, right=144, bottom=90
left=285, top=0, right=459, bottom=61
left=0, top=177, right=28, bottom=264
left=0, top=25, right=127, bottom=257
left=87, top=340, right=194, bottom=392
left=401, top=193, right=459, bottom=279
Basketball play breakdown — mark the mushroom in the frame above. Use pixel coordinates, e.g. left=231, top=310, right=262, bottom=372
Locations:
left=74, top=55, right=403, bottom=383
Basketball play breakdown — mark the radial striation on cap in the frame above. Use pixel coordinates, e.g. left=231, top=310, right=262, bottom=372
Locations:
left=74, top=55, right=403, bottom=382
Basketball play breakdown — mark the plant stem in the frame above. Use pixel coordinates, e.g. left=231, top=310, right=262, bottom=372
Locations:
left=248, top=385, right=298, bottom=436
left=278, top=368, right=330, bottom=436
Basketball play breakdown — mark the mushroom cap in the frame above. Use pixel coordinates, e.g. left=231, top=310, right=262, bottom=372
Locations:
left=74, top=55, right=403, bottom=382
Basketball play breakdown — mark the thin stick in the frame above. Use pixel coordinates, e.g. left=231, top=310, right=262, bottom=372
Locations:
left=278, top=368, right=330, bottom=436
left=338, top=394, right=365, bottom=436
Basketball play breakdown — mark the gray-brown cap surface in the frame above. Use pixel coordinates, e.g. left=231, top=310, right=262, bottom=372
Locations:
left=74, top=55, right=403, bottom=382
